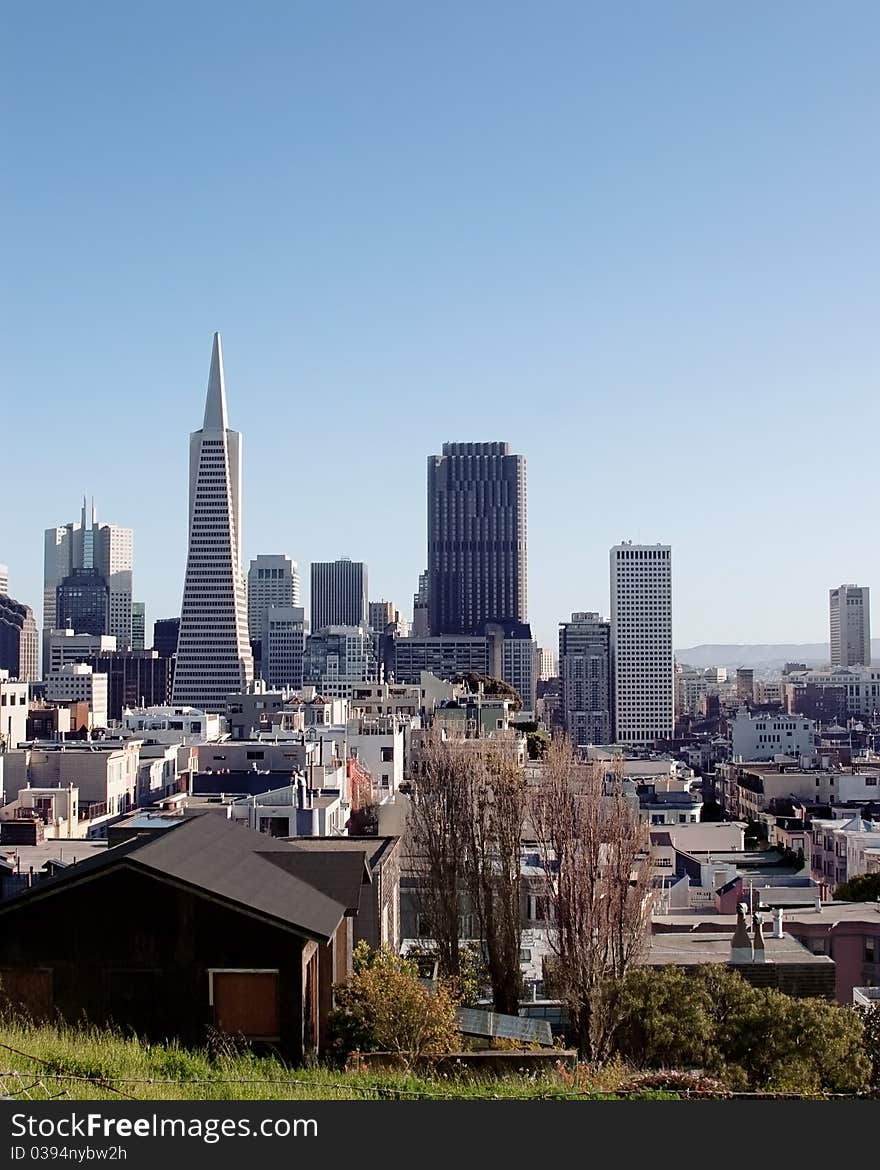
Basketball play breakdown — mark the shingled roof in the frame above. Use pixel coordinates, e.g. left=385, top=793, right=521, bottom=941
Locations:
left=0, top=814, right=349, bottom=942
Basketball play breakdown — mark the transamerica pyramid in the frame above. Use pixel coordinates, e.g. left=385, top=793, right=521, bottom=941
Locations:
left=171, top=333, right=254, bottom=711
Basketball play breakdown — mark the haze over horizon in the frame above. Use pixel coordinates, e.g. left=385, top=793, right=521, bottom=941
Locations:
left=3, top=3, right=878, bottom=654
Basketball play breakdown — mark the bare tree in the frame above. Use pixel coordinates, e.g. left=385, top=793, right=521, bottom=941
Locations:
left=529, top=739, right=652, bottom=1060
left=465, top=741, right=527, bottom=1015
left=405, top=730, right=471, bottom=985
left=406, top=731, right=527, bottom=1012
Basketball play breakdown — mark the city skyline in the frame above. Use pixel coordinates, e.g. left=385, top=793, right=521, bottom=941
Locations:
left=3, top=370, right=878, bottom=656
left=3, top=6, right=879, bottom=651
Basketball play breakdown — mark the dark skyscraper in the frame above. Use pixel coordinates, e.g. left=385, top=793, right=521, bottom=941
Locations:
left=427, top=442, right=527, bottom=636
left=56, top=568, right=110, bottom=638
left=310, top=559, right=368, bottom=632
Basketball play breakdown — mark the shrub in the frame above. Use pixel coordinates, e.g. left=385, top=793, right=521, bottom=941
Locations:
left=329, top=941, right=460, bottom=1063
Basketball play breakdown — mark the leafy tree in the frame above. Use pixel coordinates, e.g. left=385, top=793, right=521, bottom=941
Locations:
left=855, top=1002, right=880, bottom=1089
left=452, top=673, right=523, bottom=711
left=611, top=965, right=870, bottom=1093
left=329, top=942, right=459, bottom=1062
left=833, top=873, right=880, bottom=902
left=526, top=730, right=550, bottom=759
left=405, top=940, right=489, bottom=1007
left=699, top=800, right=724, bottom=823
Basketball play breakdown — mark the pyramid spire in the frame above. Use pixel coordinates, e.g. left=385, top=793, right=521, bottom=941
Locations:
left=203, top=332, right=229, bottom=431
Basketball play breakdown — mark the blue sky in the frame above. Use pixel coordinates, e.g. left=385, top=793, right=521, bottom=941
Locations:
left=2, top=1, right=878, bottom=653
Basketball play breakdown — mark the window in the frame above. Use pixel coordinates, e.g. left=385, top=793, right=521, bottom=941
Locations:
left=866, top=938, right=878, bottom=964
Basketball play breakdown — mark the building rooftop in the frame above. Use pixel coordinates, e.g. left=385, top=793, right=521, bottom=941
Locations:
left=0, top=838, right=108, bottom=873
left=654, top=902, right=880, bottom=930
left=643, top=932, right=832, bottom=966
left=0, top=814, right=349, bottom=943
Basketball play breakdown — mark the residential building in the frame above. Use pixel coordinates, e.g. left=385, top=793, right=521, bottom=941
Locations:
left=43, top=499, right=133, bottom=672
left=0, top=594, right=39, bottom=682
left=302, top=626, right=378, bottom=698
left=558, top=612, right=612, bottom=747
left=131, top=602, right=145, bottom=651
left=717, top=760, right=880, bottom=821
left=0, top=565, right=8, bottom=595
left=310, top=559, right=368, bottom=632
left=229, top=782, right=349, bottom=839
left=264, top=606, right=306, bottom=690
left=172, top=334, right=254, bottom=711
left=783, top=666, right=880, bottom=721
left=730, top=708, right=816, bottom=762
left=427, top=441, right=527, bottom=635
left=121, top=705, right=224, bottom=745
left=0, top=814, right=359, bottom=1061
left=0, top=672, right=29, bottom=752
left=248, top=555, right=301, bottom=648
left=610, top=543, right=674, bottom=746
left=809, top=816, right=880, bottom=897
left=44, top=664, right=109, bottom=729
left=830, top=584, right=871, bottom=668
left=2, top=739, right=139, bottom=818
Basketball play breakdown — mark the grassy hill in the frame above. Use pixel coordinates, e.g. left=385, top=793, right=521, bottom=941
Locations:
left=0, top=1017, right=679, bottom=1101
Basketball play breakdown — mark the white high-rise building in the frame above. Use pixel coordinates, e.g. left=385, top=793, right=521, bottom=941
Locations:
left=42, top=500, right=133, bottom=673
left=248, top=555, right=301, bottom=646
left=0, top=564, right=8, bottom=595
left=829, top=584, right=871, bottom=668
left=172, top=334, right=254, bottom=712
left=610, top=543, right=674, bottom=747
left=537, top=646, right=556, bottom=681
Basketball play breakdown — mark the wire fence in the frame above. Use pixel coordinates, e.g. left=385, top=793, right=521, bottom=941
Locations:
left=1, top=1039, right=879, bottom=1101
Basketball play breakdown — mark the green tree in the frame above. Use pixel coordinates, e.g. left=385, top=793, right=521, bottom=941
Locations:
left=833, top=873, right=880, bottom=902
left=526, top=730, right=550, bottom=759
left=610, top=965, right=870, bottom=1093
left=329, top=942, right=460, bottom=1063
left=856, top=1002, right=880, bottom=1089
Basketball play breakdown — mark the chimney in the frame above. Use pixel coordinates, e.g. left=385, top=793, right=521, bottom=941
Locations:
left=773, top=908, right=784, bottom=938
left=752, top=912, right=767, bottom=964
left=730, top=902, right=752, bottom=963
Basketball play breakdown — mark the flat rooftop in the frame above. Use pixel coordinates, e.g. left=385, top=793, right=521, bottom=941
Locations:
left=0, top=838, right=109, bottom=872
left=643, top=933, right=832, bottom=966
left=654, top=902, right=880, bottom=930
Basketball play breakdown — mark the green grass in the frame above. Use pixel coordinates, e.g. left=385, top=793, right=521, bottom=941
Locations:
left=0, top=1018, right=679, bottom=1100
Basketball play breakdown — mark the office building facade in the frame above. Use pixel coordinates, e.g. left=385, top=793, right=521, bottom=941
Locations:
left=310, top=559, right=368, bottom=632
left=559, top=612, right=612, bottom=748
left=171, top=333, right=254, bottom=712
left=610, top=544, right=674, bottom=747
left=830, top=585, right=871, bottom=668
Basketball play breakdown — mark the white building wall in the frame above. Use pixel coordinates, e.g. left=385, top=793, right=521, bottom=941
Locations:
left=610, top=544, right=673, bottom=746
left=730, top=709, right=816, bottom=761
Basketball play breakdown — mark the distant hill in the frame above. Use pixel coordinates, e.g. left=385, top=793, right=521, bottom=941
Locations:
left=675, top=640, right=880, bottom=670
